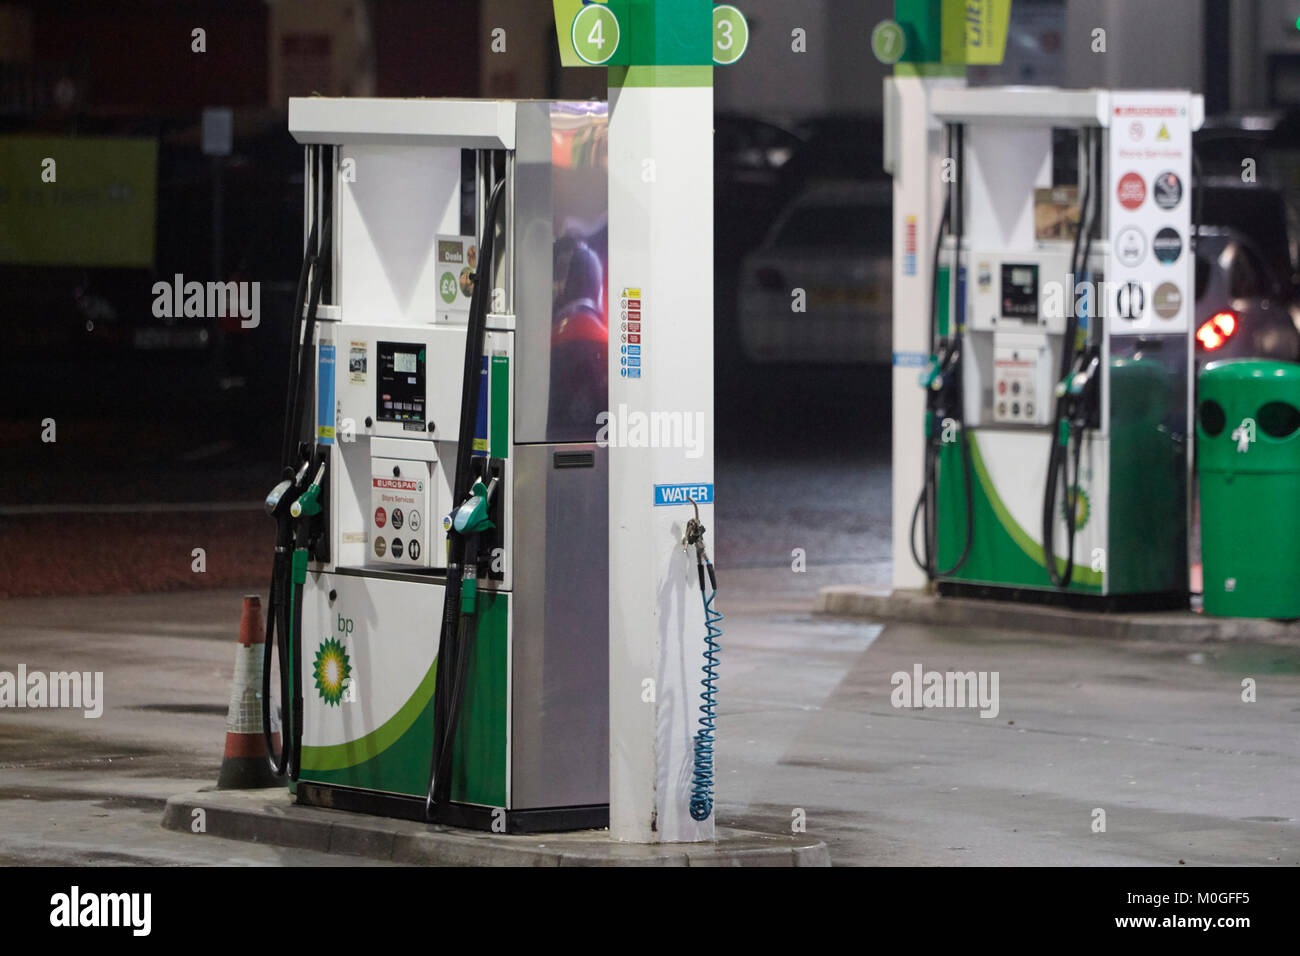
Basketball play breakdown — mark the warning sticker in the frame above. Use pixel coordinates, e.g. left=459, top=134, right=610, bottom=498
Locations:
left=619, top=287, right=643, bottom=380
left=349, top=341, right=367, bottom=384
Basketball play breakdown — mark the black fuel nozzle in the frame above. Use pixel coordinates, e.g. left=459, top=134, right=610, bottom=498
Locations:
left=1058, top=347, right=1101, bottom=430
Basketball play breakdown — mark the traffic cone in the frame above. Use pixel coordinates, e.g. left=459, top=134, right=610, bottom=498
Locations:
left=217, top=595, right=283, bottom=788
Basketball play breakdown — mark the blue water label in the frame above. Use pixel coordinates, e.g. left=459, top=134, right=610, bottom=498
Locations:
left=317, top=342, right=336, bottom=444
left=473, top=355, right=489, bottom=456
left=893, top=350, right=928, bottom=368
left=654, top=483, right=714, bottom=506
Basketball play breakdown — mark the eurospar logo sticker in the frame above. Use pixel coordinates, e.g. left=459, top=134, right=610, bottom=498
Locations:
left=1117, top=171, right=1146, bottom=210
left=373, top=478, right=420, bottom=492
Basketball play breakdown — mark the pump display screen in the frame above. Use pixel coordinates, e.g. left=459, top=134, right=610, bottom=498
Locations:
left=1001, top=263, right=1039, bottom=320
left=376, top=341, right=426, bottom=424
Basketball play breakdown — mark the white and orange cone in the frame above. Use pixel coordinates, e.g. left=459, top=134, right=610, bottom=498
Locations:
left=216, top=595, right=283, bottom=788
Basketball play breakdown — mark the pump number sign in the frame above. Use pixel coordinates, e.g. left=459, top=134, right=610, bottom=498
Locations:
left=573, top=3, right=620, bottom=65
left=712, top=5, right=749, bottom=64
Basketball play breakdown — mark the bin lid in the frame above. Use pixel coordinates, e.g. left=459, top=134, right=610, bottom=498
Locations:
left=1200, top=358, right=1300, bottom=386
left=1197, top=359, right=1300, bottom=468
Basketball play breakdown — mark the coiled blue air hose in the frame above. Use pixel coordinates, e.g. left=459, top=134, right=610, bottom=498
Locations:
left=689, top=571, right=722, bottom=822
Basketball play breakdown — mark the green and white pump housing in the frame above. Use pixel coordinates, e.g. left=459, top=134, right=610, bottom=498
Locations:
left=890, top=86, right=1204, bottom=608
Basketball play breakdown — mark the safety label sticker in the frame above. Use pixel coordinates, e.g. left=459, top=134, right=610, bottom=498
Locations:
left=903, top=215, right=917, bottom=276
left=620, top=287, right=642, bottom=379
left=654, top=483, right=713, bottom=506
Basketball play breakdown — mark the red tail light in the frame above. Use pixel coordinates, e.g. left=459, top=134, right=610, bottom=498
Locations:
left=1196, top=311, right=1237, bottom=350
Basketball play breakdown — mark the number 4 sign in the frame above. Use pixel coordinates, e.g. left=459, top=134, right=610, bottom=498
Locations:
left=572, top=3, right=621, bottom=65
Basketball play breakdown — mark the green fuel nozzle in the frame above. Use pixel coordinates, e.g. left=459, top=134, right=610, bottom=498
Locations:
left=290, top=462, right=326, bottom=519
left=919, top=355, right=941, bottom=390
left=445, top=475, right=498, bottom=536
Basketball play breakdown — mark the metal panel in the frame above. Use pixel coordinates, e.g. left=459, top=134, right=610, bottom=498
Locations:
left=509, top=442, right=609, bottom=809
left=513, top=101, right=610, bottom=445
left=290, top=98, right=516, bottom=149
left=338, top=145, right=462, bottom=326
left=931, top=87, right=1109, bottom=127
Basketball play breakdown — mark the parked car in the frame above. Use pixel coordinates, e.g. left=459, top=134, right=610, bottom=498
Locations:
left=737, top=180, right=891, bottom=365
left=1191, top=181, right=1300, bottom=366
left=714, top=112, right=805, bottom=263
left=1192, top=226, right=1300, bottom=365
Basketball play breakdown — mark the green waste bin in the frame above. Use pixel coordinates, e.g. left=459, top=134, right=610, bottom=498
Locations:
left=1197, top=359, right=1300, bottom=618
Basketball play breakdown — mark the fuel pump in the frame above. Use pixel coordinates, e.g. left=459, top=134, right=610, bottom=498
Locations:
left=892, top=86, right=1200, bottom=610
left=275, top=98, right=613, bottom=833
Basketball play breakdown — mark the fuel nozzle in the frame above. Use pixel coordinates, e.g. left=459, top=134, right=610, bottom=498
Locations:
left=266, top=458, right=313, bottom=519
left=1054, top=348, right=1101, bottom=428
left=444, top=474, right=498, bottom=536
left=919, top=345, right=960, bottom=394
left=290, top=461, right=326, bottom=519
left=684, top=500, right=716, bottom=593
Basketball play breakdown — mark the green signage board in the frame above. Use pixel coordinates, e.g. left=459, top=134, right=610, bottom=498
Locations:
left=0, top=135, right=158, bottom=268
left=554, top=0, right=715, bottom=68
left=891, top=0, right=1011, bottom=66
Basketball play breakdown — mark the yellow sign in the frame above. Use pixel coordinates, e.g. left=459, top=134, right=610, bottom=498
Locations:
left=0, top=135, right=157, bottom=268
left=941, top=0, right=1011, bottom=65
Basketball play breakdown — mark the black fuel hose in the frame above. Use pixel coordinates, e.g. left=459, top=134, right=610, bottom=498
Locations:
left=1043, top=128, right=1098, bottom=588
left=263, top=210, right=327, bottom=776
left=911, top=124, right=974, bottom=579
left=427, top=177, right=507, bottom=817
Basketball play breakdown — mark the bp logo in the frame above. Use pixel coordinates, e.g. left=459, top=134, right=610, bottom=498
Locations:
left=313, top=637, right=353, bottom=706
left=1062, top=486, right=1091, bottom=531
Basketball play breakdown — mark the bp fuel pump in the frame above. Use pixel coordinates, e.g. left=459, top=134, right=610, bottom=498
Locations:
left=265, top=99, right=615, bottom=831
left=903, top=88, right=1202, bottom=609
